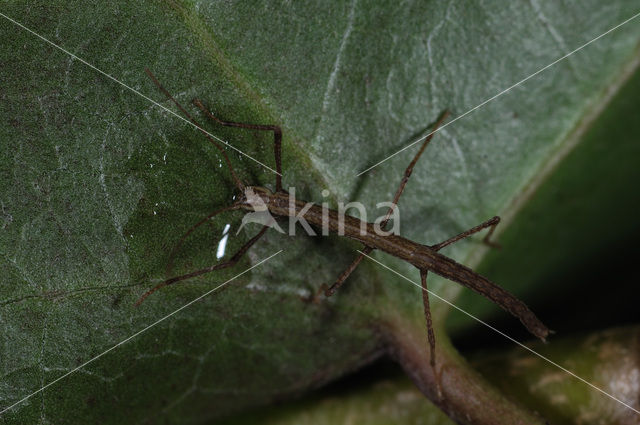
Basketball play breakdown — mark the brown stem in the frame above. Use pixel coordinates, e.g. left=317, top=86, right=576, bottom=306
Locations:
left=382, top=314, right=546, bottom=425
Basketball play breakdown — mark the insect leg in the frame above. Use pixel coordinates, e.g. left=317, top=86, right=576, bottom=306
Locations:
left=380, top=110, right=450, bottom=222
left=420, top=269, right=437, bottom=369
left=420, top=269, right=442, bottom=399
left=136, top=225, right=269, bottom=306
left=145, top=69, right=245, bottom=191
left=324, top=112, right=450, bottom=297
left=192, top=99, right=283, bottom=192
left=166, top=202, right=242, bottom=277
left=431, top=216, right=501, bottom=252
left=322, top=245, right=373, bottom=297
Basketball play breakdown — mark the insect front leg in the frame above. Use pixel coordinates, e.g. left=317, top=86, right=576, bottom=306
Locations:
left=136, top=225, right=269, bottom=305
left=192, top=99, right=283, bottom=192
left=145, top=69, right=245, bottom=191
left=165, top=203, right=242, bottom=277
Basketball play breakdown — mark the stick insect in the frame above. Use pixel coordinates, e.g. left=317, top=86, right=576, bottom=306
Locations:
left=138, top=69, right=550, bottom=381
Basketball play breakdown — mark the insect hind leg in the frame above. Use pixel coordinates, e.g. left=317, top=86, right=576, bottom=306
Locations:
left=431, top=216, right=501, bottom=252
left=420, top=269, right=443, bottom=400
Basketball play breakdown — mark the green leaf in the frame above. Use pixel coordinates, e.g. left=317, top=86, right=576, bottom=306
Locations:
left=1, top=1, right=639, bottom=424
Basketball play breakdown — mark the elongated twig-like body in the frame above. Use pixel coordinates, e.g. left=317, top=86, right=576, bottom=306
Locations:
left=142, top=69, right=551, bottom=354
left=243, top=189, right=550, bottom=341
left=139, top=70, right=553, bottom=420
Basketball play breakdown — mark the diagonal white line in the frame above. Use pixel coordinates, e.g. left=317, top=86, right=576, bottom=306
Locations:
left=357, top=250, right=640, bottom=415
left=357, top=10, right=640, bottom=176
left=0, top=250, right=283, bottom=416
left=0, top=11, right=281, bottom=176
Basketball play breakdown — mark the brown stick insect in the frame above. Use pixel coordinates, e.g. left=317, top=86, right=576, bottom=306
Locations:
left=137, top=69, right=551, bottom=383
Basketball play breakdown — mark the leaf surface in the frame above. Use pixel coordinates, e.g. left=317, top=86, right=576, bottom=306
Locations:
left=1, top=1, right=639, bottom=423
